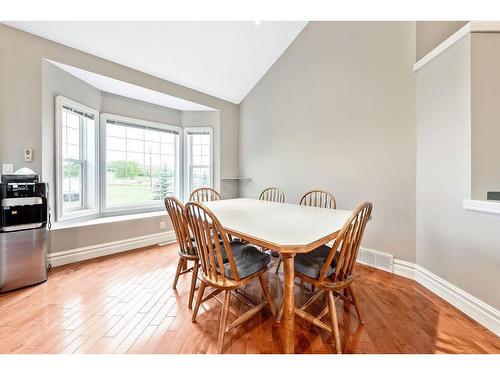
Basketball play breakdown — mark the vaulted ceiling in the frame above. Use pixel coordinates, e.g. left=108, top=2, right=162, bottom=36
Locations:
left=4, top=21, right=307, bottom=104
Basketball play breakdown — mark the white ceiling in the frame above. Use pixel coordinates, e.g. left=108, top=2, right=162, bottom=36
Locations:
left=5, top=21, right=307, bottom=104
left=47, top=60, right=215, bottom=111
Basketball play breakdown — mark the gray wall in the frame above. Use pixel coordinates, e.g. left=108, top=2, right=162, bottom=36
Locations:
left=471, top=33, right=500, bottom=200
left=0, top=23, right=238, bottom=188
left=0, top=24, right=238, bottom=255
left=101, top=92, right=181, bottom=125
left=416, top=35, right=500, bottom=309
left=416, top=21, right=468, bottom=61
left=238, top=22, right=417, bottom=262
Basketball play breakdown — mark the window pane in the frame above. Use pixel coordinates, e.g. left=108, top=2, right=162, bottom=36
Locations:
left=107, top=136, right=126, bottom=151
left=126, top=126, right=144, bottom=140
left=193, top=135, right=199, bottom=144
left=107, top=123, right=126, bottom=137
left=62, top=161, right=82, bottom=210
left=145, top=141, right=161, bottom=154
left=192, top=167, right=210, bottom=190
left=62, top=110, right=81, bottom=160
left=188, top=131, right=212, bottom=193
left=65, top=111, right=80, bottom=130
left=127, top=139, right=144, bottom=153
left=106, top=120, right=178, bottom=207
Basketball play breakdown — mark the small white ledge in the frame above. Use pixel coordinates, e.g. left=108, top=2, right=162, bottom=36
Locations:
left=52, top=210, right=167, bottom=230
left=220, top=177, right=252, bottom=181
left=462, top=199, right=500, bottom=215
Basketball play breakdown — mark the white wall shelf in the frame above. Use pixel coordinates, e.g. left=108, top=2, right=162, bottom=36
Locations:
left=463, top=199, right=500, bottom=215
left=220, top=177, right=252, bottom=181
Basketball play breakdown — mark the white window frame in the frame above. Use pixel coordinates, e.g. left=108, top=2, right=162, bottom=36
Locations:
left=55, top=96, right=99, bottom=222
left=100, top=113, right=182, bottom=216
left=184, top=127, right=214, bottom=201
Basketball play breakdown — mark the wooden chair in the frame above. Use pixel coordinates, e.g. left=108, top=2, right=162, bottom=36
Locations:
left=299, top=189, right=337, bottom=209
left=276, top=189, right=337, bottom=273
left=258, top=187, right=285, bottom=256
left=164, top=197, right=199, bottom=309
left=291, top=202, right=372, bottom=353
left=189, top=187, right=221, bottom=202
left=185, top=201, right=276, bottom=353
left=258, top=187, right=285, bottom=203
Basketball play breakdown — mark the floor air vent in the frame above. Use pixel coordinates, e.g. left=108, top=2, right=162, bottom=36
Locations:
left=357, top=248, right=394, bottom=273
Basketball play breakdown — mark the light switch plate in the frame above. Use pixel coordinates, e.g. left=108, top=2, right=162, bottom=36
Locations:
left=2, top=163, right=14, bottom=174
left=24, top=148, right=33, bottom=162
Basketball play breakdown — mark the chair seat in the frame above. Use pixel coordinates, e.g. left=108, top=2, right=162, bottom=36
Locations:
left=295, top=245, right=339, bottom=279
left=222, top=242, right=271, bottom=279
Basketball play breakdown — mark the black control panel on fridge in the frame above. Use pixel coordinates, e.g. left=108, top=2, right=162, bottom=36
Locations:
left=0, top=183, right=48, bottom=230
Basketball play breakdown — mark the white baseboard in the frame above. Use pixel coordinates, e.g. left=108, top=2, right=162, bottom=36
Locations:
left=394, top=259, right=500, bottom=337
left=48, top=230, right=176, bottom=267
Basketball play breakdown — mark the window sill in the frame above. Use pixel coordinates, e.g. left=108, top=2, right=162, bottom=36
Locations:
left=51, top=210, right=167, bottom=230
left=462, top=199, right=500, bottom=215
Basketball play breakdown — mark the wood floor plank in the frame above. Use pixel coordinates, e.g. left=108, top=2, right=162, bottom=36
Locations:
left=0, top=243, right=498, bottom=354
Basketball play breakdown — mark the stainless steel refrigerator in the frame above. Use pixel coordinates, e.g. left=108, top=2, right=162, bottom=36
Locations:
left=0, top=177, right=48, bottom=293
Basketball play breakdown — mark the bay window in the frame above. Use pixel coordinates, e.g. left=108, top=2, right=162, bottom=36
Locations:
left=55, top=97, right=214, bottom=222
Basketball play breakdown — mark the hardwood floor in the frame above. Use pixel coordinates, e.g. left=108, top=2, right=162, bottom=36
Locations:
left=0, top=243, right=498, bottom=354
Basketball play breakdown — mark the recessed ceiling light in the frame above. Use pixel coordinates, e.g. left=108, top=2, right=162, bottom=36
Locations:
left=254, top=21, right=261, bottom=26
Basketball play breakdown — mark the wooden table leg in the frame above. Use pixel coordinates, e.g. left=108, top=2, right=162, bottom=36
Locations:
left=282, top=253, right=296, bottom=354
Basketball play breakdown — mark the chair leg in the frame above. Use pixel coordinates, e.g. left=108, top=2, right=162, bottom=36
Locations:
left=217, top=290, right=231, bottom=354
left=258, top=274, right=276, bottom=317
left=192, top=280, right=207, bottom=322
left=276, top=296, right=284, bottom=322
left=348, top=285, right=364, bottom=324
left=188, top=261, right=199, bottom=309
left=275, top=257, right=282, bottom=274
left=172, top=257, right=184, bottom=290
left=327, top=291, right=342, bottom=354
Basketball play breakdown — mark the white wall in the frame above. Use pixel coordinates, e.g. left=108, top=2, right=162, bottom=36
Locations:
left=471, top=33, right=500, bottom=200
left=238, top=22, right=417, bottom=262
left=416, top=35, right=500, bottom=309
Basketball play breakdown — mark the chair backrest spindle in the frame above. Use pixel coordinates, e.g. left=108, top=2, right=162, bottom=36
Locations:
left=319, top=202, right=372, bottom=284
left=164, top=197, right=194, bottom=255
left=185, top=201, right=240, bottom=284
left=258, top=187, right=285, bottom=203
left=299, top=190, right=336, bottom=209
left=189, top=187, right=221, bottom=203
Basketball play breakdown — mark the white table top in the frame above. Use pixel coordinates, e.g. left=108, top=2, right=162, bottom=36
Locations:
left=203, top=198, right=352, bottom=253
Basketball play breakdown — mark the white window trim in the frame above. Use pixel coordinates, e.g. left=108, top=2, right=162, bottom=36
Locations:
left=99, top=113, right=182, bottom=215
left=183, top=127, right=214, bottom=201
left=55, top=95, right=99, bottom=222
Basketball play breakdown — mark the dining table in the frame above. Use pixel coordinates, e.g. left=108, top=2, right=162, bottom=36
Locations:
left=203, top=198, right=352, bottom=354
